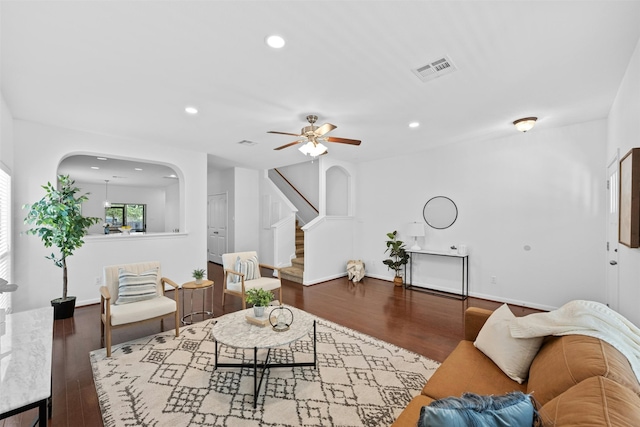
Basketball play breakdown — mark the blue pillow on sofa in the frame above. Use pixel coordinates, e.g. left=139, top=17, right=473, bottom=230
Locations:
left=418, top=391, right=535, bottom=427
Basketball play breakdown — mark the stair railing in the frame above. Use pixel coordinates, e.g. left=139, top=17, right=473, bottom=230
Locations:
left=270, top=169, right=318, bottom=225
left=273, top=168, right=318, bottom=213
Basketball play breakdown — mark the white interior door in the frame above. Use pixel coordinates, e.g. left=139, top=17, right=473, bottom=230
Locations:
left=606, top=157, right=620, bottom=310
left=208, top=193, right=227, bottom=264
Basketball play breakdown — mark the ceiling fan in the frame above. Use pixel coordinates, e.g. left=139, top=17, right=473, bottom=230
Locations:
left=268, top=115, right=361, bottom=157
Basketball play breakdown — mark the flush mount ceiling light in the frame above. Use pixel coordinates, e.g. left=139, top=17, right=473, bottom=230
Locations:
left=513, top=117, right=537, bottom=132
left=266, top=35, right=285, bottom=49
left=185, top=106, right=198, bottom=115
left=409, top=122, right=420, bottom=128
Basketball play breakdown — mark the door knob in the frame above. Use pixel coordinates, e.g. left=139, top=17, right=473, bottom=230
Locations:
left=610, top=260, right=618, bottom=265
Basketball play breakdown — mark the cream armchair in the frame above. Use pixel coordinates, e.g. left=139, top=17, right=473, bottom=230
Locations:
left=100, top=261, right=180, bottom=357
left=222, top=251, right=282, bottom=309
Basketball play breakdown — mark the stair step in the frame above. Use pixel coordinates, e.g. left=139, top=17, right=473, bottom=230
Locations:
left=280, top=266, right=303, bottom=284
left=292, top=257, right=304, bottom=267
left=295, top=247, right=304, bottom=256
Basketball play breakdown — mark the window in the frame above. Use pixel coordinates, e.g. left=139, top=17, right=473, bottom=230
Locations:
left=105, top=203, right=146, bottom=232
left=0, top=165, right=11, bottom=313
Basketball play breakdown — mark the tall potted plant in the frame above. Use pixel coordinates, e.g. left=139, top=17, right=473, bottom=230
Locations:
left=24, top=175, right=101, bottom=319
left=383, top=230, right=410, bottom=286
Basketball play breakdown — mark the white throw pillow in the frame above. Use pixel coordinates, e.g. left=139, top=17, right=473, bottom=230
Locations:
left=116, top=267, right=159, bottom=305
left=474, top=304, right=544, bottom=384
left=232, top=255, right=261, bottom=283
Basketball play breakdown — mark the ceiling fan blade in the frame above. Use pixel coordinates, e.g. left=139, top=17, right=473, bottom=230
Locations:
left=268, top=131, right=303, bottom=137
left=314, top=123, right=337, bottom=136
left=326, top=136, right=361, bottom=145
left=274, top=140, right=301, bottom=150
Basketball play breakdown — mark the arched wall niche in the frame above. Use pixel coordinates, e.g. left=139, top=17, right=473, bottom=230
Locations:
left=57, top=153, right=183, bottom=234
left=325, top=165, right=350, bottom=216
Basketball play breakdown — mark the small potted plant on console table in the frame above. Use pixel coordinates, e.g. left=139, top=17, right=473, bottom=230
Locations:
left=383, top=230, right=410, bottom=286
left=245, top=288, right=274, bottom=317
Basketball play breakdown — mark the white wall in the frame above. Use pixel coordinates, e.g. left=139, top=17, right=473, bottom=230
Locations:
left=0, top=95, right=14, bottom=172
left=259, top=170, right=297, bottom=268
left=13, top=120, right=207, bottom=312
left=607, top=36, right=640, bottom=326
left=357, top=119, right=607, bottom=311
left=326, top=166, right=349, bottom=216
left=233, top=167, right=259, bottom=252
left=277, top=161, right=319, bottom=209
left=165, top=181, right=180, bottom=232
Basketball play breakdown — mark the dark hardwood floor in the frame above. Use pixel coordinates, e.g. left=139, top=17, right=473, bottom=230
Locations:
left=2, top=262, right=541, bottom=427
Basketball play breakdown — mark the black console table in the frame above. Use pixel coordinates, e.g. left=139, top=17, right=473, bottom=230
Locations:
left=405, top=249, right=469, bottom=300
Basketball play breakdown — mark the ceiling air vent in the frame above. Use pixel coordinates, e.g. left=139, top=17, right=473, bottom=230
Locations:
left=412, top=55, right=457, bottom=82
left=237, top=140, right=258, bottom=146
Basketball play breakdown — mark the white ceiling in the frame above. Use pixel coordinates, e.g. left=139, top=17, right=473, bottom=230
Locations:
left=3, top=1, right=640, bottom=178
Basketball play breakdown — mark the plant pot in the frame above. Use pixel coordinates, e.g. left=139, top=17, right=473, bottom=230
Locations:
left=51, top=296, right=76, bottom=320
left=253, top=305, right=266, bottom=318
left=195, top=278, right=203, bottom=285
left=393, top=276, right=404, bottom=286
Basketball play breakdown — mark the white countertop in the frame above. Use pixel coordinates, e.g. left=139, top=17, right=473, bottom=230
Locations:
left=0, top=307, right=53, bottom=414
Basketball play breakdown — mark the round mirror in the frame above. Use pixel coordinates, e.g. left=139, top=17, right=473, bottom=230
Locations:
left=423, top=196, right=458, bottom=229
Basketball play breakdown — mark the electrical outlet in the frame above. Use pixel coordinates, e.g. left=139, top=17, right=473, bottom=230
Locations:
left=95, top=277, right=101, bottom=286
left=490, top=276, right=497, bottom=284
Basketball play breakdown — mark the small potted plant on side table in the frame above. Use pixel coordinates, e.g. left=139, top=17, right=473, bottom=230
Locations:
left=245, top=288, right=274, bottom=317
left=192, top=268, right=206, bottom=285
left=383, top=230, right=410, bottom=286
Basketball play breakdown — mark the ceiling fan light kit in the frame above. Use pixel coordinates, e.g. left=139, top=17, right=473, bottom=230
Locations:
left=299, top=141, right=328, bottom=157
left=268, top=114, right=361, bottom=157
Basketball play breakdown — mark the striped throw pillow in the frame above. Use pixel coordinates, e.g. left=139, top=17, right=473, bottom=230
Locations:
left=115, top=267, right=159, bottom=305
left=232, top=255, right=261, bottom=283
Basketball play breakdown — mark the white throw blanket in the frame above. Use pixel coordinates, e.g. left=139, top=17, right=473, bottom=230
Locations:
left=509, top=300, right=640, bottom=383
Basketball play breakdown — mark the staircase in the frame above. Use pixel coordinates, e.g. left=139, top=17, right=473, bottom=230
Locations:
left=279, top=223, right=304, bottom=284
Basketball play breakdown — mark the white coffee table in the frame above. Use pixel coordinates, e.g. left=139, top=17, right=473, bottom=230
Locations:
left=211, top=305, right=316, bottom=408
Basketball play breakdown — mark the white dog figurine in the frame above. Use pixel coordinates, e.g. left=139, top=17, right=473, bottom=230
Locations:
left=347, top=260, right=365, bottom=283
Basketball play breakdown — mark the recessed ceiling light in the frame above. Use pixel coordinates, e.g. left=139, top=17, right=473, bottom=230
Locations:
left=266, top=35, right=285, bottom=49
left=185, top=106, right=198, bottom=115
left=91, top=166, right=100, bottom=170
left=409, top=122, right=420, bottom=128
left=134, top=168, right=143, bottom=171
left=96, top=157, right=107, bottom=161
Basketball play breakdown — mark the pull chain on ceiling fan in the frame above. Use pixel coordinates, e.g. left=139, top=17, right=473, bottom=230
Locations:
left=268, top=115, right=361, bottom=157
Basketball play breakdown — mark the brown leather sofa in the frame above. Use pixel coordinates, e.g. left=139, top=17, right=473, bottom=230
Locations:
left=392, top=306, right=640, bottom=426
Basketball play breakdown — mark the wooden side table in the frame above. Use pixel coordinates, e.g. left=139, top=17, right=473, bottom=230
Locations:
left=181, top=279, right=214, bottom=325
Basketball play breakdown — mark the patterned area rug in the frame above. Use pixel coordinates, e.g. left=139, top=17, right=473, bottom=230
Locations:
left=90, top=315, right=439, bottom=426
